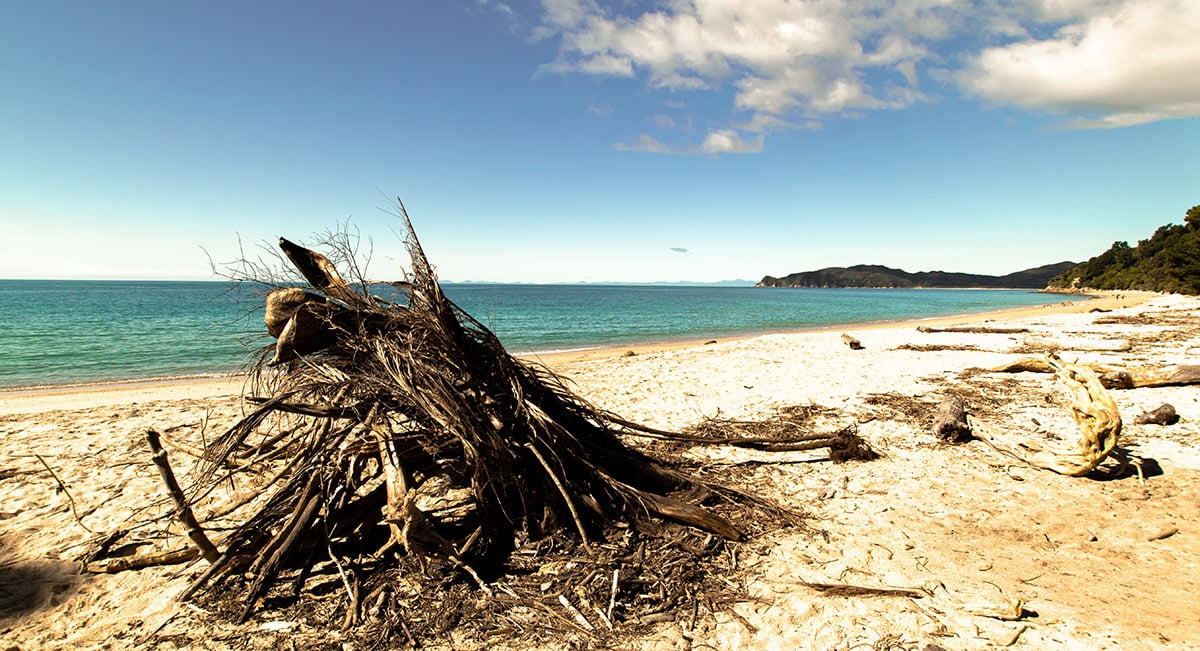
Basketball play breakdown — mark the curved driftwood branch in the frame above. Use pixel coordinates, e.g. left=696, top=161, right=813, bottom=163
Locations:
left=972, top=353, right=1121, bottom=476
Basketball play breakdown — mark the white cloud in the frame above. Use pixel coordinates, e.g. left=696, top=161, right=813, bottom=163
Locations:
left=652, top=114, right=677, bottom=129
left=701, top=129, right=763, bottom=155
left=613, top=134, right=677, bottom=154
left=960, top=0, right=1200, bottom=127
left=535, top=0, right=1199, bottom=152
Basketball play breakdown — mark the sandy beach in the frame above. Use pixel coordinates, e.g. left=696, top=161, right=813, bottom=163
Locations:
left=3, top=290, right=1199, bottom=650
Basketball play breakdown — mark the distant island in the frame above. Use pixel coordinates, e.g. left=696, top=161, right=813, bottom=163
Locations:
left=757, top=262, right=1076, bottom=289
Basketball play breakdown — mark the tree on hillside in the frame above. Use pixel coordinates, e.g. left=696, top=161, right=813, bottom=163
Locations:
left=1048, top=204, right=1200, bottom=294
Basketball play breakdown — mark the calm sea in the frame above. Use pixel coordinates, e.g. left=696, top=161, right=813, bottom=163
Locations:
left=0, top=280, right=1077, bottom=389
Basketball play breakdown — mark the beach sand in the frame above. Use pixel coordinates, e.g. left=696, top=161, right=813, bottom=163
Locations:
left=3, top=290, right=1199, bottom=649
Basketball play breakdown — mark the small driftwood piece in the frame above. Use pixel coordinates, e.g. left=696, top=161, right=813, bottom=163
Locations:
left=797, top=581, right=924, bottom=599
left=841, top=333, right=863, bottom=350
left=972, top=353, right=1121, bottom=476
left=932, top=396, right=971, bottom=443
left=146, top=430, right=220, bottom=562
left=1134, top=404, right=1180, bottom=426
left=1022, top=335, right=1130, bottom=352
left=86, top=547, right=200, bottom=573
left=917, top=325, right=1030, bottom=334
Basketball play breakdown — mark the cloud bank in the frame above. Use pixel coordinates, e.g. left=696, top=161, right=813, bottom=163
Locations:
left=536, top=0, right=1200, bottom=152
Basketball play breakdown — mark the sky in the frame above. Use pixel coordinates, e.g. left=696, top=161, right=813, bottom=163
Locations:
left=1, top=0, right=1197, bottom=283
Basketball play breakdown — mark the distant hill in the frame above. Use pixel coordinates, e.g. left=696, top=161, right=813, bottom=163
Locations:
left=757, top=262, right=1076, bottom=289
left=1047, top=205, right=1200, bottom=294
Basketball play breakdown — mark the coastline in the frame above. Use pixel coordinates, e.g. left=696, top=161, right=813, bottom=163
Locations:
left=0, top=290, right=1150, bottom=414
left=3, top=289, right=1198, bottom=649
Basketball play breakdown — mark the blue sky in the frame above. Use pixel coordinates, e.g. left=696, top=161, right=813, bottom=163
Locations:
left=2, top=0, right=1197, bottom=283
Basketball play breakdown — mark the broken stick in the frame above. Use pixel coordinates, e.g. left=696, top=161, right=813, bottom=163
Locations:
left=146, top=430, right=220, bottom=562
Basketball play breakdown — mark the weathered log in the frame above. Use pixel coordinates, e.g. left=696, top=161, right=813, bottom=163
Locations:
left=1134, top=404, right=1180, bottom=426
left=932, top=396, right=971, bottom=443
left=917, top=325, right=1030, bottom=334
left=972, top=353, right=1121, bottom=476
left=841, top=333, right=863, bottom=350
left=1021, top=335, right=1130, bottom=352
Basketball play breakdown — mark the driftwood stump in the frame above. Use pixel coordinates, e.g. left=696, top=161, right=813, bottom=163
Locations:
left=972, top=353, right=1121, bottom=476
left=932, top=396, right=971, bottom=443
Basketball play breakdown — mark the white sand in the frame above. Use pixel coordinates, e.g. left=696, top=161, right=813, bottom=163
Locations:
left=3, top=291, right=1199, bottom=650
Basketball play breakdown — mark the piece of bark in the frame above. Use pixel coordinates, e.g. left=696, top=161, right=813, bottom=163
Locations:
left=973, top=353, right=1121, bottom=476
left=932, top=396, right=972, bottom=443
left=841, top=333, right=863, bottom=350
left=1134, top=404, right=1180, bottom=426
left=917, top=326, right=1030, bottom=334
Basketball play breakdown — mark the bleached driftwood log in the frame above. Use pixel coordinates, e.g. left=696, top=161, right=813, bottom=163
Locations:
left=1021, top=335, right=1130, bottom=352
left=917, top=325, right=1030, bottom=334
left=972, top=354, right=1121, bottom=476
left=990, top=358, right=1200, bottom=390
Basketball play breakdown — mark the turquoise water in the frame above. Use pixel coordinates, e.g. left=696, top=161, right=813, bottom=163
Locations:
left=0, top=280, right=1077, bottom=389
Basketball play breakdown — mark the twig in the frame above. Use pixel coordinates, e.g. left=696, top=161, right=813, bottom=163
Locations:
left=34, top=453, right=94, bottom=533
left=558, top=594, right=595, bottom=632
left=146, top=430, right=220, bottom=562
left=607, top=568, right=619, bottom=622
left=525, top=441, right=593, bottom=554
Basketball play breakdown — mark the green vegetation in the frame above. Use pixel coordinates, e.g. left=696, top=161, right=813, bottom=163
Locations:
left=758, top=262, right=1074, bottom=289
left=1048, top=205, right=1200, bottom=295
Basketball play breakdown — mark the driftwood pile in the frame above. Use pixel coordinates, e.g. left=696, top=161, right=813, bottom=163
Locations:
left=148, top=203, right=875, bottom=640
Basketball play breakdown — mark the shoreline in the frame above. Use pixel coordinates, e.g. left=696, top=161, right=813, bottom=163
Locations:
left=4, top=288, right=1198, bottom=649
left=0, top=290, right=1151, bottom=414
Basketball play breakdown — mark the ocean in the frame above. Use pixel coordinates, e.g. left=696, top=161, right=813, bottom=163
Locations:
left=0, top=280, right=1079, bottom=389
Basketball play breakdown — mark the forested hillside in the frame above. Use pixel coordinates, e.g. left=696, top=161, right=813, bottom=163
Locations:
left=758, top=262, right=1074, bottom=289
left=1048, top=205, right=1200, bottom=294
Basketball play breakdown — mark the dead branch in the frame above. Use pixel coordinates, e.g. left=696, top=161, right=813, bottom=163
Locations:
left=146, top=430, right=220, bottom=562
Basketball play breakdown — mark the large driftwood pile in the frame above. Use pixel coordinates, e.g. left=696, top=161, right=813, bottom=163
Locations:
left=159, top=203, right=861, bottom=630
